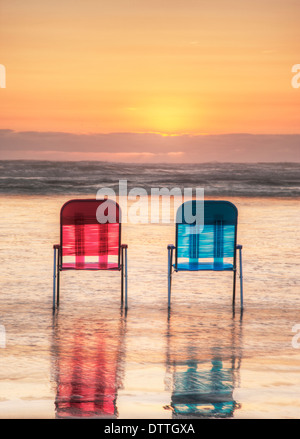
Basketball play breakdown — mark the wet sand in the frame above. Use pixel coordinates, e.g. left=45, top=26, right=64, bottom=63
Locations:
left=0, top=195, right=299, bottom=418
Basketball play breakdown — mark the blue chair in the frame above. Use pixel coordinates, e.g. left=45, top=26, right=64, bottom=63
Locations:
left=167, top=200, right=243, bottom=308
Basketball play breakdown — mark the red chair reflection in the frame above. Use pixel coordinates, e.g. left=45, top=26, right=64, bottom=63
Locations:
left=53, top=314, right=126, bottom=418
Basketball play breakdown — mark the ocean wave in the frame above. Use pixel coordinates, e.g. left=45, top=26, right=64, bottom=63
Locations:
left=0, top=160, right=299, bottom=197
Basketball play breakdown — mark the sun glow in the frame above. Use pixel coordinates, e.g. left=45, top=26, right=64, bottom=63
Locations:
left=145, top=106, right=189, bottom=134
left=130, top=102, right=204, bottom=135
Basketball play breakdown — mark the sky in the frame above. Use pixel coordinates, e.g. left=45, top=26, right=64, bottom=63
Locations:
left=0, top=0, right=299, bottom=161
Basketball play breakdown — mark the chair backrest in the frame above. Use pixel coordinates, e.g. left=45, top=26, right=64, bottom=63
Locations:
left=175, top=200, right=238, bottom=268
left=60, top=199, right=121, bottom=268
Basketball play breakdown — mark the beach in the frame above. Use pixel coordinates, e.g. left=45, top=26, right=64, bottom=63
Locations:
left=0, top=182, right=299, bottom=418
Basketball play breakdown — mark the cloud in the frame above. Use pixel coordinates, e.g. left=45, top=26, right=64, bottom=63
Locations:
left=0, top=129, right=299, bottom=162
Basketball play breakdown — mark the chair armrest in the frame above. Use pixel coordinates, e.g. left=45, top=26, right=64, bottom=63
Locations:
left=236, top=244, right=243, bottom=250
left=167, top=244, right=176, bottom=250
left=121, top=244, right=128, bottom=249
left=53, top=244, right=60, bottom=250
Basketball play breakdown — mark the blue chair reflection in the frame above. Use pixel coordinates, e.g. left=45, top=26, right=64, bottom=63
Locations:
left=170, top=359, right=239, bottom=418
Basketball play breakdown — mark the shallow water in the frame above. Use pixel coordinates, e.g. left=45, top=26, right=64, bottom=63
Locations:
left=0, top=195, right=299, bottom=418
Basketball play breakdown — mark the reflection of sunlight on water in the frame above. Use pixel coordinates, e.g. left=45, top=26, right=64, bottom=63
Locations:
left=0, top=195, right=300, bottom=418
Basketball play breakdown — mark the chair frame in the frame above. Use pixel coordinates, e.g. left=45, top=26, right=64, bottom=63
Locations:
left=52, top=199, right=128, bottom=310
left=167, top=201, right=243, bottom=309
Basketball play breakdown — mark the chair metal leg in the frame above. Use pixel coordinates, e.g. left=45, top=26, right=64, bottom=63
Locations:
left=124, top=247, right=128, bottom=309
left=232, top=268, right=237, bottom=307
left=168, top=247, right=172, bottom=308
left=238, top=245, right=243, bottom=309
left=121, top=249, right=124, bottom=306
left=53, top=247, right=57, bottom=310
left=56, top=252, right=60, bottom=307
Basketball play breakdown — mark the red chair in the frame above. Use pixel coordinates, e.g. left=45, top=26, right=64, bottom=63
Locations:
left=52, top=199, right=128, bottom=309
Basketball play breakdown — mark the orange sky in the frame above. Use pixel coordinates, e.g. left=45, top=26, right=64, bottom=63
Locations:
left=0, top=0, right=300, bottom=141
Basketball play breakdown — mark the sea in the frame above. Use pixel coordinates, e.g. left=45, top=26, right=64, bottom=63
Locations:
left=0, top=160, right=299, bottom=197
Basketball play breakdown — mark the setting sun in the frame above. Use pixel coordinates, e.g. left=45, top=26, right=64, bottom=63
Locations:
left=130, top=101, right=203, bottom=135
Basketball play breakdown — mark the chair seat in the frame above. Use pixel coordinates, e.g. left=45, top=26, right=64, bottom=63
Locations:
left=61, top=262, right=120, bottom=271
left=174, top=262, right=234, bottom=271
